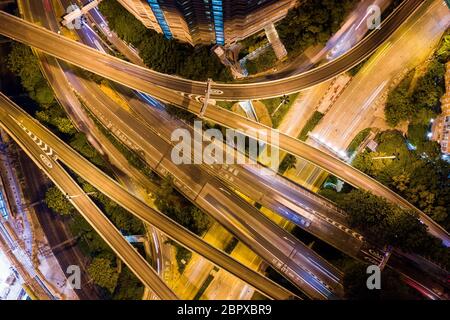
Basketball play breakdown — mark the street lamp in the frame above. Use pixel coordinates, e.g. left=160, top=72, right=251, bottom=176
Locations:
left=65, top=192, right=96, bottom=199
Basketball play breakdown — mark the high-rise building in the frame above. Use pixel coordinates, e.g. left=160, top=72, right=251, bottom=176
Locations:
left=117, top=0, right=297, bottom=46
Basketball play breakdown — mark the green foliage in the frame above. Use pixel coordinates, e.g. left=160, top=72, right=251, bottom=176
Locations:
left=154, top=177, right=211, bottom=236
left=351, top=129, right=450, bottom=232
left=79, top=181, right=145, bottom=235
left=175, top=244, right=192, bottom=274
left=385, top=35, right=448, bottom=126
left=68, top=214, right=114, bottom=258
left=342, top=260, right=419, bottom=300
left=437, top=34, right=450, bottom=62
left=245, top=47, right=277, bottom=75
left=7, top=43, right=55, bottom=106
left=298, top=111, right=324, bottom=141
left=98, top=0, right=232, bottom=82
left=407, top=124, right=427, bottom=148
left=277, top=0, right=357, bottom=55
left=44, top=186, right=74, bottom=215
left=35, top=104, right=77, bottom=137
left=7, top=42, right=146, bottom=299
left=347, top=128, right=371, bottom=154
left=278, top=154, right=297, bottom=173
left=112, top=266, right=144, bottom=300
left=336, top=190, right=450, bottom=269
left=260, top=93, right=299, bottom=128
left=318, top=188, right=342, bottom=204
left=87, top=258, right=119, bottom=293
left=69, top=133, right=107, bottom=169
left=407, top=124, right=441, bottom=159
left=92, top=116, right=156, bottom=180
left=385, top=74, right=415, bottom=127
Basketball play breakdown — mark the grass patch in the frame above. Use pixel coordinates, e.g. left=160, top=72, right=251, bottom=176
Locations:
left=224, top=237, right=239, bottom=254
left=215, top=100, right=235, bottom=110
left=261, top=93, right=299, bottom=128
left=246, top=47, right=277, bottom=75
left=192, top=267, right=219, bottom=300
left=298, top=111, right=324, bottom=141
left=346, top=128, right=371, bottom=154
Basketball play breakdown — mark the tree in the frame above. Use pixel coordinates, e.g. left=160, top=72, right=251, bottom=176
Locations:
left=153, top=177, right=211, bottom=236
left=342, top=261, right=378, bottom=300
left=112, top=267, right=144, bottom=300
left=98, top=0, right=231, bottom=82
left=342, top=260, right=419, bottom=300
left=337, top=190, right=392, bottom=246
left=45, top=186, right=74, bottom=215
left=392, top=173, right=410, bottom=192
left=336, top=190, right=450, bottom=268
left=407, top=124, right=427, bottom=148
left=277, top=0, right=358, bottom=55
left=87, top=258, right=119, bottom=293
left=246, top=47, right=277, bottom=75
left=278, top=154, right=297, bottom=173
left=69, top=133, right=106, bottom=168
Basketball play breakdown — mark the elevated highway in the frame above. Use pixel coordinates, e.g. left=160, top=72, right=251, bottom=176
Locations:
left=0, top=92, right=296, bottom=300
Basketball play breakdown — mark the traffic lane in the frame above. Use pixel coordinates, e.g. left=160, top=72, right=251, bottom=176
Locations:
left=122, top=90, right=355, bottom=232
left=0, top=96, right=294, bottom=300
left=388, top=253, right=450, bottom=299
left=69, top=70, right=325, bottom=292
left=0, top=103, right=178, bottom=300
left=210, top=0, right=425, bottom=99
left=0, top=0, right=423, bottom=100
left=18, top=155, right=99, bottom=299
left=260, top=194, right=363, bottom=257
left=26, top=0, right=167, bottom=282
left=203, top=105, right=450, bottom=245
left=197, top=191, right=331, bottom=300
left=122, top=91, right=365, bottom=259
left=72, top=78, right=344, bottom=298
left=75, top=75, right=348, bottom=290
left=208, top=179, right=344, bottom=282
left=200, top=184, right=342, bottom=295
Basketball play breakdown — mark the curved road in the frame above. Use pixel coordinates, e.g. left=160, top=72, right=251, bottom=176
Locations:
left=0, top=0, right=423, bottom=100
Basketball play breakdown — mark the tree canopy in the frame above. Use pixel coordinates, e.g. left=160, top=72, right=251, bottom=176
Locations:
left=385, top=32, right=449, bottom=126
left=44, top=186, right=74, bottom=216
left=336, top=190, right=449, bottom=269
left=98, top=0, right=232, bottom=82
left=154, top=177, right=211, bottom=236
left=87, top=257, right=119, bottom=293
left=352, top=130, right=450, bottom=232
left=277, top=0, right=357, bottom=55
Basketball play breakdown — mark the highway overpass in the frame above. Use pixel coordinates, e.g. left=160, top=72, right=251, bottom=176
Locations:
left=1, top=0, right=446, bottom=246
left=0, top=0, right=423, bottom=100
left=0, top=97, right=177, bottom=300
left=0, top=92, right=297, bottom=301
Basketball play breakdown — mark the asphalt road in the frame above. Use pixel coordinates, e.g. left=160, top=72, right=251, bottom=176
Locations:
left=16, top=150, right=100, bottom=300
left=0, top=93, right=296, bottom=300
left=2, top=1, right=446, bottom=248
left=69, top=76, right=342, bottom=300
left=0, top=94, right=178, bottom=300
left=0, top=0, right=424, bottom=100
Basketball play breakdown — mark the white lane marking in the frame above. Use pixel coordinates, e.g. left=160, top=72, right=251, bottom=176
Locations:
left=9, top=115, right=58, bottom=160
